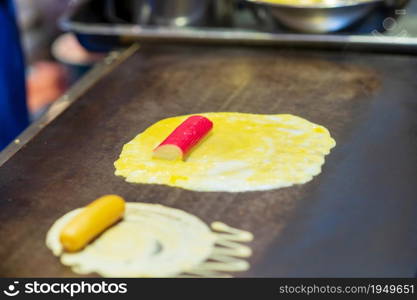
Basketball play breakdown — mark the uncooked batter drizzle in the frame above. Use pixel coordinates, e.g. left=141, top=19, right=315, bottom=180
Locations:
left=181, top=222, right=253, bottom=277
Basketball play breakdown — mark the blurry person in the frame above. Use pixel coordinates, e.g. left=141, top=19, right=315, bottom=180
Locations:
left=0, top=0, right=29, bottom=150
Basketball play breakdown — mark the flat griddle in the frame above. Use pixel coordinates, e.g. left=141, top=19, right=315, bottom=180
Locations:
left=1, top=45, right=417, bottom=277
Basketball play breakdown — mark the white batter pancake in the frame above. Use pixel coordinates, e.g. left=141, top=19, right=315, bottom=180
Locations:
left=114, top=113, right=336, bottom=192
left=46, top=203, right=253, bottom=278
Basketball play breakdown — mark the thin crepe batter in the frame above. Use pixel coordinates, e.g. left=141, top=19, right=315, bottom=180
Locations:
left=46, top=203, right=253, bottom=277
left=114, top=113, right=336, bottom=192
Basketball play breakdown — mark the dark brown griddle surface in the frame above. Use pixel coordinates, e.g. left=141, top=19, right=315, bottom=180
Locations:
left=1, top=45, right=417, bottom=277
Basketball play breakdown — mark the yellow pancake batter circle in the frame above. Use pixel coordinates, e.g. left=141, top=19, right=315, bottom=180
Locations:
left=114, top=113, right=336, bottom=192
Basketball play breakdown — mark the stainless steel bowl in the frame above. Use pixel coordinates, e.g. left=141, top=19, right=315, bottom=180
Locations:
left=148, top=0, right=210, bottom=26
left=104, top=0, right=210, bottom=26
left=247, top=0, right=385, bottom=33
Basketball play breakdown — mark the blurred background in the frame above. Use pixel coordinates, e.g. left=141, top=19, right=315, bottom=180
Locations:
left=15, top=0, right=104, bottom=121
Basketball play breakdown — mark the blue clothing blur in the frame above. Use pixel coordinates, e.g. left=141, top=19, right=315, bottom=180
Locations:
left=0, top=0, right=29, bottom=150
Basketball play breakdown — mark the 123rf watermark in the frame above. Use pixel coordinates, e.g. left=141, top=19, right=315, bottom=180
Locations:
left=2, top=280, right=127, bottom=297
left=372, top=8, right=409, bottom=38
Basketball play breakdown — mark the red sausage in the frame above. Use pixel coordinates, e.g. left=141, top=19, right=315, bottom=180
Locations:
left=153, top=115, right=213, bottom=160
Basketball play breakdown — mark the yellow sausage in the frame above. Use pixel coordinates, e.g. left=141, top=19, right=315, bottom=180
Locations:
left=60, top=195, right=125, bottom=252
